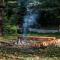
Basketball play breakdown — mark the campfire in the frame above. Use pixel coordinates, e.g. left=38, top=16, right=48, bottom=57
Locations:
left=14, top=36, right=57, bottom=48
left=0, top=36, right=60, bottom=49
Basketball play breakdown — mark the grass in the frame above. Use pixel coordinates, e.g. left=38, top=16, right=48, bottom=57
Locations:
left=0, top=34, right=18, bottom=42
left=0, top=32, right=60, bottom=41
left=0, top=46, right=60, bottom=60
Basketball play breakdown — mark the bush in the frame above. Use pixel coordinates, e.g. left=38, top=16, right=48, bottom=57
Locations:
left=3, top=25, right=17, bottom=35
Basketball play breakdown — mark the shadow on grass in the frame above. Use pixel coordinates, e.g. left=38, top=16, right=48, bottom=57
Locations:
left=0, top=46, right=60, bottom=57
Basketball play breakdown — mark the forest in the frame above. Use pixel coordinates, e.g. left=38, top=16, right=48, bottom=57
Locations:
left=0, top=0, right=60, bottom=60
left=0, top=0, right=60, bottom=36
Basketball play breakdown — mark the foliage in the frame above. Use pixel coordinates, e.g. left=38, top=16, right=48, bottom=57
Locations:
left=3, top=0, right=60, bottom=35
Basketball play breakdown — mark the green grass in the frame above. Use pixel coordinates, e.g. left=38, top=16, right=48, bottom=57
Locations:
left=0, top=35, right=18, bottom=42
left=0, top=46, right=60, bottom=60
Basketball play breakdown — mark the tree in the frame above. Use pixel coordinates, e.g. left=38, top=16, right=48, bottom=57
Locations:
left=0, top=0, right=5, bottom=35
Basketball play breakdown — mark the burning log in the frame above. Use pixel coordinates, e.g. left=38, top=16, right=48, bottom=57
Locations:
left=16, top=36, right=57, bottom=48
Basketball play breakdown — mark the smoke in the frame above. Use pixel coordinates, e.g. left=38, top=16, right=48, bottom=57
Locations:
left=17, top=0, right=40, bottom=36
left=15, top=0, right=40, bottom=46
left=22, top=4, right=39, bottom=36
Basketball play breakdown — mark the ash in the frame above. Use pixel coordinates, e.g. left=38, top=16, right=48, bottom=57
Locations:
left=15, top=37, right=31, bottom=46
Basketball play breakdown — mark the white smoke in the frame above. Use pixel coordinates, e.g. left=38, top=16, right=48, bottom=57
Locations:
left=23, top=5, right=39, bottom=36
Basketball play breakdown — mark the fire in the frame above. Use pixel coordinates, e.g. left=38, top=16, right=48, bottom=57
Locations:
left=28, top=36, right=56, bottom=47
left=17, top=36, right=60, bottom=48
left=31, top=40, right=56, bottom=48
left=55, top=39, right=60, bottom=47
left=32, top=39, right=60, bottom=47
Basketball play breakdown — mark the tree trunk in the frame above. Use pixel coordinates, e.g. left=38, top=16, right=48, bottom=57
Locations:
left=0, top=0, right=5, bottom=36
